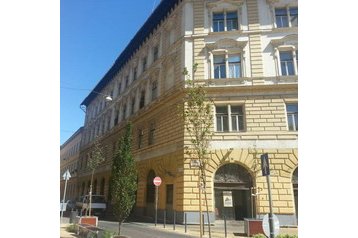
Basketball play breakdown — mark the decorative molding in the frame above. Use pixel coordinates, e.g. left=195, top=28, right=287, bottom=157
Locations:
left=206, top=0, right=244, bottom=9
left=206, top=38, right=248, bottom=50
left=270, top=34, right=298, bottom=48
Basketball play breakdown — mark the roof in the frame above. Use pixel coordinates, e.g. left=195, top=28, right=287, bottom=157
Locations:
left=81, top=0, right=182, bottom=107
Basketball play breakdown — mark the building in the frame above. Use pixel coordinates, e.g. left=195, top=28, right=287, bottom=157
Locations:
left=60, top=127, right=83, bottom=202
left=76, top=0, right=298, bottom=226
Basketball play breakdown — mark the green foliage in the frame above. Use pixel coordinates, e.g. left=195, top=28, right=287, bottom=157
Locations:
left=88, top=138, right=105, bottom=171
left=276, top=234, right=298, bottom=238
left=102, top=230, right=117, bottom=238
left=65, top=224, right=77, bottom=233
left=252, top=234, right=266, bottom=238
left=110, top=123, right=137, bottom=234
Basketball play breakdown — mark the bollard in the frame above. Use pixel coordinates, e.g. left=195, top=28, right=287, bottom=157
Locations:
left=224, top=215, right=227, bottom=238
left=173, top=210, right=175, bottom=231
left=184, top=213, right=187, bottom=233
left=202, top=214, right=205, bottom=236
left=164, top=210, right=166, bottom=228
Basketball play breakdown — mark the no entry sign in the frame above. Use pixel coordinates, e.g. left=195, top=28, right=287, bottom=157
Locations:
left=153, top=176, right=162, bottom=186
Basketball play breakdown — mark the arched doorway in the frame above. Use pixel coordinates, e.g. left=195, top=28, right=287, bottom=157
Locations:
left=145, top=170, right=156, bottom=217
left=214, top=163, right=253, bottom=220
left=292, top=167, right=298, bottom=220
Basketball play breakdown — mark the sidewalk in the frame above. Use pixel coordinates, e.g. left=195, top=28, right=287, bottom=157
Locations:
left=60, top=216, right=298, bottom=238
left=60, top=217, right=77, bottom=238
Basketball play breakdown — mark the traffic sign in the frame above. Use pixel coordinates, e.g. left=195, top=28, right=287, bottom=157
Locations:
left=153, top=176, right=162, bottom=186
left=261, top=153, right=270, bottom=176
left=62, top=169, right=71, bottom=180
left=262, top=214, right=280, bottom=237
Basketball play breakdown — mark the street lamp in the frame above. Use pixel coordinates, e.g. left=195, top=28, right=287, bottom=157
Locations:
left=80, top=91, right=113, bottom=112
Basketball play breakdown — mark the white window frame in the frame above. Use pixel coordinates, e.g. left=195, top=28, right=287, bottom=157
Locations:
left=285, top=103, right=298, bottom=131
left=214, top=104, right=245, bottom=132
left=274, top=45, right=298, bottom=76
left=269, top=2, right=298, bottom=29
left=210, top=49, right=245, bottom=79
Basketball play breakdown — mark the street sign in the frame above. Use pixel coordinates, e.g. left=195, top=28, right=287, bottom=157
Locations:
left=62, top=169, right=71, bottom=180
left=153, top=176, right=162, bottom=187
left=261, top=153, right=270, bottom=176
left=262, top=214, right=280, bottom=237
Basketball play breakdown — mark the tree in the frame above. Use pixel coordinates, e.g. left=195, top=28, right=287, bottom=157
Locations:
left=180, top=64, right=214, bottom=238
left=110, top=122, right=138, bottom=235
left=87, top=138, right=105, bottom=216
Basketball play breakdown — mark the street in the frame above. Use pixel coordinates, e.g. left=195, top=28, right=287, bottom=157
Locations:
left=98, top=220, right=196, bottom=238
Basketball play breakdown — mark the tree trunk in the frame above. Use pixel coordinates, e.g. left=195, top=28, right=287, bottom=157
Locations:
left=118, top=221, right=122, bottom=235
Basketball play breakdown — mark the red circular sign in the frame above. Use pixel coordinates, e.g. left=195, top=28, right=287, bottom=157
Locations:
left=153, top=176, right=162, bottom=186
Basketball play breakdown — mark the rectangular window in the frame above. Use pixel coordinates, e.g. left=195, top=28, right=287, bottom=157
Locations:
left=151, top=81, right=158, bottom=101
left=286, top=103, right=298, bottom=131
left=280, top=51, right=294, bottom=75
left=148, top=122, right=156, bottom=145
left=153, top=46, right=159, bottom=62
left=122, top=104, right=127, bottom=121
left=275, top=8, right=288, bottom=28
left=216, top=106, right=229, bottom=131
left=216, top=105, right=245, bottom=132
left=133, top=67, right=137, bottom=81
left=114, top=110, right=119, bottom=125
left=214, top=55, right=226, bottom=79
left=275, top=7, right=298, bottom=28
left=231, top=106, right=244, bottom=131
left=142, top=57, right=147, bottom=72
left=213, top=13, right=225, bottom=32
left=289, top=7, right=298, bottom=27
left=117, top=82, right=122, bottom=96
left=166, top=184, right=174, bottom=205
left=138, top=129, right=144, bottom=149
left=131, top=98, right=136, bottom=115
left=226, top=11, right=238, bottom=31
left=140, top=90, right=145, bottom=109
left=125, top=76, right=129, bottom=88
left=228, top=55, right=241, bottom=78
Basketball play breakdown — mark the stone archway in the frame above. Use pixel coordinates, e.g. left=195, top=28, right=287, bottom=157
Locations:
left=214, top=163, right=253, bottom=220
left=292, top=167, right=298, bottom=220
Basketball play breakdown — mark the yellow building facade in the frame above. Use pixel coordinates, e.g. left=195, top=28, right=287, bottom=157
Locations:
left=75, top=0, right=298, bottom=226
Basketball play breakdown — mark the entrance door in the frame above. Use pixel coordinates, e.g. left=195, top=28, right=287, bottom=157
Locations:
left=292, top=168, right=298, bottom=220
left=214, top=163, right=253, bottom=220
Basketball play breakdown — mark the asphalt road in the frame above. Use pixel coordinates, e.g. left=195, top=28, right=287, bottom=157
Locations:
left=98, top=220, right=196, bottom=238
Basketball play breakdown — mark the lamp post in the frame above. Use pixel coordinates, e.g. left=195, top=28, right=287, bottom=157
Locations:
left=61, top=169, right=71, bottom=219
left=80, top=91, right=113, bottom=112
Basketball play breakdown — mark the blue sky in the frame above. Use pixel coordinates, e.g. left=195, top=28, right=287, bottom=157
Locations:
left=61, top=0, right=161, bottom=144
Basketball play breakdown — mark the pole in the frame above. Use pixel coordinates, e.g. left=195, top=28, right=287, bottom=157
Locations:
left=173, top=210, right=176, bottom=230
left=163, top=210, right=166, bottom=228
left=224, top=215, right=227, bottom=238
left=266, top=175, right=275, bottom=238
left=185, top=212, right=187, bottom=233
left=61, top=178, right=69, bottom=219
left=155, top=186, right=158, bottom=227
left=199, top=170, right=203, bottom=238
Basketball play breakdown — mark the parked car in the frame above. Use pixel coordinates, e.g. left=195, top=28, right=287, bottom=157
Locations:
left=76, top=195, right=107, bottom=217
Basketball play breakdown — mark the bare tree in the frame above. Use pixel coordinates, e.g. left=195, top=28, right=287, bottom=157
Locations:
left=180, top=64, right=214, bottom=238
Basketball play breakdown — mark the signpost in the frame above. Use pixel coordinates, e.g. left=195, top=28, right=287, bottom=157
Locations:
left=153, top=176, right=162, bottom=227
left=61, top=169, right=71, bottom=219
left=262, top=214, right=280, bottom=237
left=260, top=153, right=276, bottom=238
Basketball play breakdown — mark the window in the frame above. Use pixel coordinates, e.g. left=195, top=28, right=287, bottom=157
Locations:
left=138, top=129, right=144, bottom=149
left=151, top=81, right=158, bottom=101
left=122, top=104, right=127, bottom=121
left=117, top=82, right=122, bottom=96
left=125, top=76, right=129, bottom=88
left=133, top=67, right=137, bottom=81
left=114, top=110, right=119, bottom=125
left=142, top=56, right=147, bottom=72
left=139, top=90, right=145, bottom=109
left=213, top=11, right=238, bottom=32
left=153, top=46, right=159, bottom=62
left=280, top=51, right=294, bottom=76
left=131, top=97, right=136, bottom=115
left=216, top=105, right=245, bottom=132
left=214, top=55, right=226, bottom=78
left=275, top=7, right=298, bottom=28
left=286, top=103, right=298, bottom=131
left=148, top=122, right=156, bottom=145
left=213, top=54, right=241, bottom=79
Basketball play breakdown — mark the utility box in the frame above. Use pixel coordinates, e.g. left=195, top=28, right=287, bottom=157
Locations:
left=244, top=218, right=264, bottom=236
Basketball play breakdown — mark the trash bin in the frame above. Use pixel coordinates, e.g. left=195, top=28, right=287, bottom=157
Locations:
left=69, top=210, right=78, bottom=224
